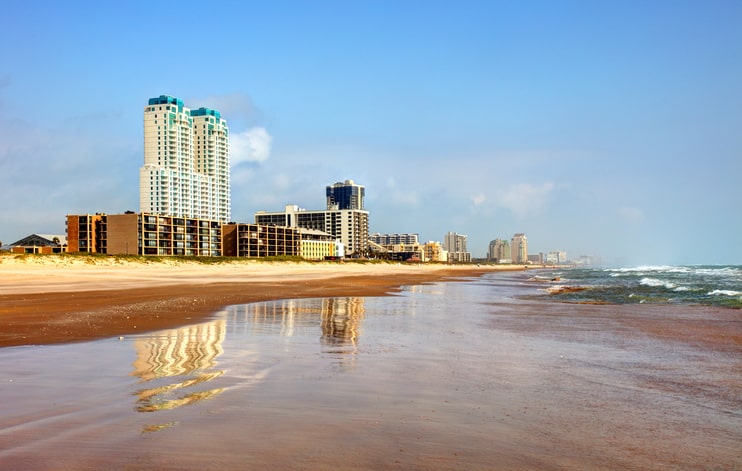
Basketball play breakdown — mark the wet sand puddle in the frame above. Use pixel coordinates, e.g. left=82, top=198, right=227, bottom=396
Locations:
left=0, top=273, right=740, bottom=470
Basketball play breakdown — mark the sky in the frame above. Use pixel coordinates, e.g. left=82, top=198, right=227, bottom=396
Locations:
left=1, top=1, right=740, bottom=265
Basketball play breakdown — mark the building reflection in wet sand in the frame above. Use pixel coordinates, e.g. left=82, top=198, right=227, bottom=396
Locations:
left=226, top=297, right=366, bottom=360
left=130, top=320, right=227, bottom=417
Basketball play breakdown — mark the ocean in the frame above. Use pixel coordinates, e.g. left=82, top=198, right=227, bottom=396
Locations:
left=0, top=271, right=739, bottom=469
left=532, top=265, right=742, bottom=308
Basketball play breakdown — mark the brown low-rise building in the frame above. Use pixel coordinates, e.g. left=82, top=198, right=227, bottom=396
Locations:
left=66, top=212, right=222, bottom=256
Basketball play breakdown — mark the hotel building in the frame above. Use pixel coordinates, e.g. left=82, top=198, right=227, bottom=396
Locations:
left=488, top=238, right=511, bottom=263
left=422, top=241, right=448, bottom=263
left=326, top=180, right=365, bottom=210
left=511, top=233, right=528, bottom=264
left=67, top=213, right=336, bottom=260
left=443, top=232, right=472, bottom=263
left=221, top=223, right=338, bottom=260
left=369, top=233, right=419, bottom=245
left=140, top=95, right=230, bottom=223
left=67, top=212, right=222, bottom=256
left=255, top=203, right=369, bottom=257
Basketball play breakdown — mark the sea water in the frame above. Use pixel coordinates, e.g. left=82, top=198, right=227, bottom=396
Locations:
left=0, top=271, right=739, bottom=470
left=535, top=265, right=742, bottom=308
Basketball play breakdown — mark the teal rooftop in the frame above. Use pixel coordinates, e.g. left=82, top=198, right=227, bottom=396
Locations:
left=148, top=95, right=184, bottom=108
left=191, top=107, right=221, bottom=120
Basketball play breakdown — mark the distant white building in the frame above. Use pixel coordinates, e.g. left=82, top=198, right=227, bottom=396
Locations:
left=488, top=238, right=510, bottom=262
left=443, top=232, right=471, bottom=263
left=546, top=251, right=568, bottom=264
left=370, top=233, right=419, bottom=245
left=511, top=233, right=528, bottom=264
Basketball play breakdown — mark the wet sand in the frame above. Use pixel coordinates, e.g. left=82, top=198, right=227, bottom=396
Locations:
left=0, top=256, right=513, bottom=347
left=1, top=257, right=740, bottom=470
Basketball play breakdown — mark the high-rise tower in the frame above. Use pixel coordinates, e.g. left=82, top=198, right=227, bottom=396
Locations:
left=140, top=95, right=230, bottom=222
left=326, top=180, right=365, bottom=210
left=443, top=232, right=472, bottom=263
left=511, top=233, right=528, bottom=264
left=488, top=238, right=511, bottom=262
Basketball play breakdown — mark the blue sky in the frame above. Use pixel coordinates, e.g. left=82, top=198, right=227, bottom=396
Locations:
left=1, top=1, right=740, bottom=265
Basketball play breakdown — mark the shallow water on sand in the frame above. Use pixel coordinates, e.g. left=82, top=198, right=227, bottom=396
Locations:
left=0, top=273, right=740, bottom=470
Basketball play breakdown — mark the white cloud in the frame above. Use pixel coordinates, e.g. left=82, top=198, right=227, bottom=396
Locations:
left=471, top=193, right=486, bottom=206
left=497, top=182, right=555, bottom=218
left=618, top=206, right=644, bottom=223
left=231, top=127, right=272, bottom=165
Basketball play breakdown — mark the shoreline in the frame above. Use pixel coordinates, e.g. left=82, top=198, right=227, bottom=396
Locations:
left=2, top=255, right=741, bottom=469
left=0, top=255, right=525, bottom=348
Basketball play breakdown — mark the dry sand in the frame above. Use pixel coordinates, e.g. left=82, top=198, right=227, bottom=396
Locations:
left=0, top=254, right=518, bottom=347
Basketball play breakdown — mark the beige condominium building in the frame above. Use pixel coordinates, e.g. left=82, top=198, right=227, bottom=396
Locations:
left=511, top=233, right=528, bottom=264
left=443, top=232, right=472, bottom=263
left=140, top=95, right=230, bottom=223
left=255, top=204, right=369, bottom=257
left=488, top=238, right=511, bottom=263
left=221, top=224, right=338, bottom=260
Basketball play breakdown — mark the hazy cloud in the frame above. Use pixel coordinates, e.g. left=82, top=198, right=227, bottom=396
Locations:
left=381, top=177, right=419, bottom=207
left=471, top=194, right=486, bottom=206
left=231, top=127, right=272, bottom=165
left=498, top=182, right=555, bottom=218
left=618, top=206, right=644, bottom=224
left=390, top=190, right=419, bottom=207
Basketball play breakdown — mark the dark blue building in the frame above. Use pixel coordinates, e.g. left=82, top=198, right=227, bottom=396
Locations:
left=326, top=180, right=365, bottom=210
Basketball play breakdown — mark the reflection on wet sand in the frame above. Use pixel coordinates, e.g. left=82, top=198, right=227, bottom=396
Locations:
left=320, top=297, right=364, bottom=350
left=131, top=320, right=227, bottom=421
left=226, top=297, right=365, bottom=360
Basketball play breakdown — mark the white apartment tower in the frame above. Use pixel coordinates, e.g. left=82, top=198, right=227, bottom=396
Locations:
left=511, top=233, right=528, bottom=264
left=443, top=232, right=472, bottom=263
left=488, top=238, right=511, bottom=262
left=140, top=95, right=231, bottom=222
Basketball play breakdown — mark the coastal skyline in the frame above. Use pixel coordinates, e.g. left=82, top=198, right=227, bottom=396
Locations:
left=1, top=1, right=740, bottom=264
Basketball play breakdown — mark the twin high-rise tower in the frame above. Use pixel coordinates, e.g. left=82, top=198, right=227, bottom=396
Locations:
left=140, top=95, right=231, bottom=223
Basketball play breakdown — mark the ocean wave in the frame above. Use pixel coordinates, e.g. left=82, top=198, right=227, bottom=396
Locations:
left=544, top=265, right=741, bottom=307
left=640, top=277, right=676, bottom=289
left=607, top=265, right=691, bottom=274
left=694, top=267, right=742, bottom=278
left=707, top=289, right=742, bottom=297
left=606, top=265, right=741, bottom=278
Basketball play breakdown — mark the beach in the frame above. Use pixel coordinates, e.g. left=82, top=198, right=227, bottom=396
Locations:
left=0, top=255, right=514, bottom=347
left=1, top=255, right=740, bottom=470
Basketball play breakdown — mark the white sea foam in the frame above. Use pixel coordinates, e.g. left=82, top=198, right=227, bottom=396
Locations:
left=707, top=289, right=742, bottom=297
left=608, top=266, right=690, bottom=274
left=640, top=277, right=676, bottom=289
left=695, top=267, right=742, bottom=278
